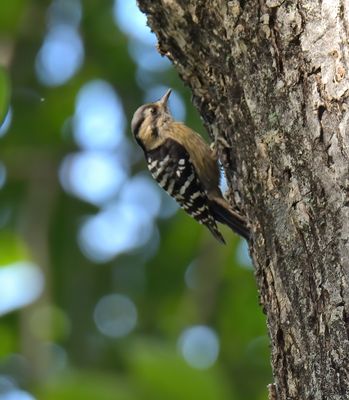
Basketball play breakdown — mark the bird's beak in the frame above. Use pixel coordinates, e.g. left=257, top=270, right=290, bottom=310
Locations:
left=159, top=88, right=172, bottom=107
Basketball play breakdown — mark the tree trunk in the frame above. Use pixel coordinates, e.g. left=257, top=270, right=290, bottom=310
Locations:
left=137, top=0, right=349, bottom=399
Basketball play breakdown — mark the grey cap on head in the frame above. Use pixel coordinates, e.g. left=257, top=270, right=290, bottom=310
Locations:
left=131, top=89, right=172, bottom=136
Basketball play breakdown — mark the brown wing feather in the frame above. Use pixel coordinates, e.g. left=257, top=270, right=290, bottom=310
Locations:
left=146, top=138, right=226, bottom=243
left=165, top=122, right=221, bottom=196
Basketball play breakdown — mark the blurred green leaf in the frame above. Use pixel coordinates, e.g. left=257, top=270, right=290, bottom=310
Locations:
left=0, top=0, right=26, bottom=34
left=128, top=340, right=235, bottom=400
left=29, top=305, right=71, bottom=342
left=0, top=66, right=10, bottom=125
left=0, top=230, right=29, bottom=266
left=35, top=371, right=139, bottom=400
left=0, top=324, right=16, bottom=356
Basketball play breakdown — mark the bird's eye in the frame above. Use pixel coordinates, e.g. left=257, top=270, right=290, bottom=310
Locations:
left=150, top=107, right=157, bottom=115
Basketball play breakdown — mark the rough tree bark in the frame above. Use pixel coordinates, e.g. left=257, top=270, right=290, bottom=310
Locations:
left=137, top=0, right=349, bottom=399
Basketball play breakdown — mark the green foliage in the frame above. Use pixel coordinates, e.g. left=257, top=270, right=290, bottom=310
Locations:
left=0, top=230, right=29, bottom=265
left=127, top=340, right=234, bottom=400
left=0, top=0, right=26, bottom=34
left=36, top=371, right=138, bottom=400
left=0, top=66, right=10, bottom=124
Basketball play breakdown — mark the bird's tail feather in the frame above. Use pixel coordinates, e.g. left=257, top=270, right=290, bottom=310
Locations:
left=207, top=224, right=226, bottom=245
left=210, top=197, right=250, bottom=240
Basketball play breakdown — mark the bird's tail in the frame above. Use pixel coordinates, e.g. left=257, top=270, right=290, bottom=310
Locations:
left=210, top=197, right=250, bottom=240
left=207, top=223, right=226, bottom=245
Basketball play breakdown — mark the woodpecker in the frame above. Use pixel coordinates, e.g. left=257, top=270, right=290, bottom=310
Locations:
left=131, top=89, right=249, bottom=243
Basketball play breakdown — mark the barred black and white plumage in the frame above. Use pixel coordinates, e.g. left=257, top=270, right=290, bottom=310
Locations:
left=131, top=89, right=250, bottom=243
left=147, top=137, right=225, bottom=242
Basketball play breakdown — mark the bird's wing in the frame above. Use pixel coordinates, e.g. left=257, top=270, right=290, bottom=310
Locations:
left=146, top=138, right=225, bottom=243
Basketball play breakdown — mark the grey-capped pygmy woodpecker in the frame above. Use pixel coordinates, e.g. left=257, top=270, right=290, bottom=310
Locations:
left=131, top=89, right=249, bottom=243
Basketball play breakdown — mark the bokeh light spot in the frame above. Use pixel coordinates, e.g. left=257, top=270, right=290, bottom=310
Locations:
left=47, top=0, right=82, bottom=28
left=73, top=80, right=126, bottom=150
left=39, top=343, right=68, bottom=375
left=157, top=190, right=179, bottom=219
left=94, top=294, right=137, bottom=338
left=113, top=0, right=171, bottom=72
left=119, top=174, right=161, bottom=218
left=0, top=355, right=30, bottom=385
left=219, top=167, right=228, bottom=193
left=0, top=262, right=44, bottom=316
left=178, top=325, right=220, bottom=370
left=78, top=203, right=154, bottom=263
left=0, top=107, right=12, bottom=138
left=59, top=151, right=127, bottom=205
left=128, top=43, right=171, bottom=72
left=236, top=239, right=253, bottom=269
left=0, top=162, right=7, bottom=189
left=35, top=25, right=84, bottom=86
left=113, top=0, right=155, bottom=46
left=0, top=390, right=36, bottom=400
left=0, top=376, right=16, bottom=394
left=29, top=304, right=71, bottom=341
left=184, top=260, right=199, bottom=290
left=145, top=86, right=186, bottom=122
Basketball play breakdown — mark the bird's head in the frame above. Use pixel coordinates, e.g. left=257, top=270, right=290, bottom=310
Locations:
left=131, top=89, right=173, bottom=151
